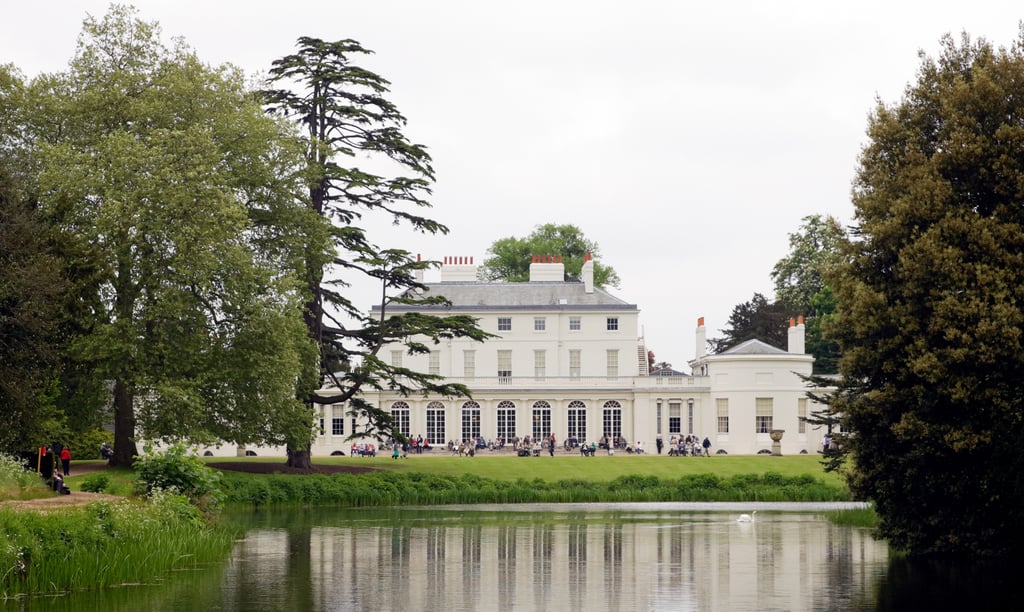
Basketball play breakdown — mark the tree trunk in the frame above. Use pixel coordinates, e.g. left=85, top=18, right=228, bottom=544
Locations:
left=110, top=378, right=138, bottom=468
left=286, top=445, right=312, bottom=469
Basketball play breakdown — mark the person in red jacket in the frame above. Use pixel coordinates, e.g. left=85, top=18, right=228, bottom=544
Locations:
left=60, top=446, right=71, bottom=476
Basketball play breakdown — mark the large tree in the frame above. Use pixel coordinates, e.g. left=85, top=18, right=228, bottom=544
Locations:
left=23, top=6, right=318, bottom=466
left=770, top=214, right=846, bottom=373
left=0, top=149, right=67, bottom=451
left=708, top=292, right=790, bottom=353
left=830, top=31, right=1024, bottom=556
left=263, top=38, right=490, bottom=468
left=479, top=223, right=621, bottom=288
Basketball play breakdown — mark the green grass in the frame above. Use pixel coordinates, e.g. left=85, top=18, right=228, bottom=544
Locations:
left=825, top=506, right=879, bottom=528
left=228, top=453, right=846, bottom=487
left=212, top=453, right=851, bottom=508
left=1, top=492, right=236, bottom=598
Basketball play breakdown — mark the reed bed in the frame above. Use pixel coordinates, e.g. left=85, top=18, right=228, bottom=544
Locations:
left=824, top=506, right=879, bottom=528
left=1, top=491, right=235, bottom=598
left=219, top=470, right=851, bottom=508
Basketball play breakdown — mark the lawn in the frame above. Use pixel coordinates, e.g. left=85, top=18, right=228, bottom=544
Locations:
left=221, top=452, right=847, bottom=488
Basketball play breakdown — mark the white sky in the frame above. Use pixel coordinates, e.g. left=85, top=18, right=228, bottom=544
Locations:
left=4, top=1, right=1023, bottom=368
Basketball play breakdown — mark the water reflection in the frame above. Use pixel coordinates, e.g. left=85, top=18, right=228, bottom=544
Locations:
left=8, top=505, right=1023, bottom=611
left=220, top=506, right=888, bottom=611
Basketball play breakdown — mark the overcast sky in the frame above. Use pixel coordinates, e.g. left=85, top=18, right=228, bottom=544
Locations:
left=4, top=2, right=1023, bottom=368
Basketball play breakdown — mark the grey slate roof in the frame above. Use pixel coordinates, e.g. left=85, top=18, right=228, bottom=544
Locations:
left=718, top=338, right=788, bottom=355
left=374, top=281, right=637, bottom=312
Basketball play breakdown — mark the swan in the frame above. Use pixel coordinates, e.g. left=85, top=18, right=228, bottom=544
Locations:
left=736, top=511, right=758, bottom=523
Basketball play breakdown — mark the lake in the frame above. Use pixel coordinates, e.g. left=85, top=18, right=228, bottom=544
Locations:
left=5, top=502, right=1017, bottom=611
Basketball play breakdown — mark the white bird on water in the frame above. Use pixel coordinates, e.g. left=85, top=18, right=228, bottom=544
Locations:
left=736, top=511, right=758, bottom=523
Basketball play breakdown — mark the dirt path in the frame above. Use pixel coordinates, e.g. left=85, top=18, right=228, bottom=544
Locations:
left=1, top=461, right=124, bottom=512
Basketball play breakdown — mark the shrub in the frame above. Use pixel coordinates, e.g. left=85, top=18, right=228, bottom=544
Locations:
left=80, top=473, right=110, bottom=493
left=133, top=444, right=223, bottom=511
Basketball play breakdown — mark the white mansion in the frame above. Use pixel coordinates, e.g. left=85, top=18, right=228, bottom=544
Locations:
left=302, top=255, right=828, bottom=457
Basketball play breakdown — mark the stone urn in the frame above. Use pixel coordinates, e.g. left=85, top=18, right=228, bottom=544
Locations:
left=770, top=429, right=785, bottom=456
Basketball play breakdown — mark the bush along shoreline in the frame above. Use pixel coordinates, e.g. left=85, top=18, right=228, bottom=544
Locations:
left=1, top=446, right=235, bottom=599
left=219, top=471, right=852, bottom=508
left=0, top=491, right=236, bottom=598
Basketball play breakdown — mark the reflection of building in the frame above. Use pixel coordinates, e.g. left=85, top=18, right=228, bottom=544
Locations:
left=223, top=510, right=888, bottom=610
left=301, top=255, right=828, bottom=457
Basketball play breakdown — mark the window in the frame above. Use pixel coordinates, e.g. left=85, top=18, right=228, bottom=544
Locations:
left=498, top=317, right=512, bottom=332
left=569, top=316, right=581, bottom=331
left=602, top=400, right=622, bottom=440
left=606, top=316, right=619, bottom=331
left=463, top=350, right=475, bottom=379
left=534, top=350, right=546, bottom=380
left=462, top=401, right=481, bottom=441
left=497, top=400, right=516, bottom=440
left=606, top=349, right=619, bottom=378
left=532, top=401, right=551, bottom=439
left=429, top=350, right=440, bottom=376
left=318, top=416, right=325, bottom=436
left=390, top=350, right=403, bottom=368
left=798, top=398, right=807, bottom=434
left=534, top=317, right=546, bottom=331
left=391, top=401, right=411, bottom=438
left=332, top=405, right=345, bottom=436
left=497, top=350, right=512, bottom=383
left=569, top=350, right=581, bottom=379
left=756, top=398, right=773, bottom=433
left=717, top=398, right=729, bottom=434
left=669, top=401, right=681, bottom=434
left=687, top=399, right=694, bottom=434
left=656, top=401, right=663, bottom=435
left=426, top=401, right=445, bottom=444
left=567, top=400, right=587, bottom=442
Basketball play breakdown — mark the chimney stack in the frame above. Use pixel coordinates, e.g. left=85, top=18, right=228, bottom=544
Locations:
left=788, top=315, right=805, bottom=354
left=440, top=255, right=478, bottom=282
left=529, top=255, right=565, bottom=282
left=581, top=252, right=594, bottom=293
left=696, top=316, right=707, bottom=359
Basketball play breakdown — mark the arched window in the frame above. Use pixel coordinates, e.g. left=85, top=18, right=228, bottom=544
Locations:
left=462, top=401, right=481, bottom=441
left=391, top=401, right=410, bottom=437
left=497, top=400, right=517, bottom=440
left=426, top=401, right=445, bottom=444
left=602, top=400, right=622, bottom=440
left=567, top=400, right=587, bottom=442
left=532, top=401, right=551, bottom=439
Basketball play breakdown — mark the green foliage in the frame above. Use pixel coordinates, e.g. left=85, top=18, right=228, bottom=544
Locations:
left=709, top=292, right=790, bottom=352
left=0, top=455, right=46, bottom=500
left=263, top=37, right=490, bottom=462
left=0, top=493, right=235, bottom=597
left=831, top=30, right=1024, bottom=556
left=133, top=445, right=223, bottom=510
left=14, top=6, right=318, bottom=466
left=216, top=469, right=849, bottom=507
left=79, top=473, right=110, bottom=493
left=0, top=153, right=68, bottom=451
left=479, top=223, right=621, bottom=288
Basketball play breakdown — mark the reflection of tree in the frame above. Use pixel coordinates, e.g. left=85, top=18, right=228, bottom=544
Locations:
left=567, top=523, right=588, bottom=608
left=603, top=525, right=624, bottom=608
left=531, top=524, right=554, bottom=607
left=497, top=525, right=516, bottom=609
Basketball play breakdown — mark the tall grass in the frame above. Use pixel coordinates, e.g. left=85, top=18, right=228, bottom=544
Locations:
left=1, top=491, right=236, bottom=598
left=825, top=506, right=879, bottom=528
left=0, top=455, right=50, bottom=502
left=219, top=470, right=851, bottom=508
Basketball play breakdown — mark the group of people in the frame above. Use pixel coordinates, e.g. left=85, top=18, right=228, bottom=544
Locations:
left=663, top=434, right=712, bottom=456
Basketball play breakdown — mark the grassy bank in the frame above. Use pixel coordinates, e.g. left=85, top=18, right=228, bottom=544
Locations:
left=0, top=492, right=236, bottom=598
left=219, top=466, right=851, bottom=509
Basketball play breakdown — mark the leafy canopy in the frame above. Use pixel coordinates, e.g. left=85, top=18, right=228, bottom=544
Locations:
left=479, top=223, right=620, bottom=288
left=830, top=30, right=1024, bottom=556
left=263, top=37, right=491, bottom=465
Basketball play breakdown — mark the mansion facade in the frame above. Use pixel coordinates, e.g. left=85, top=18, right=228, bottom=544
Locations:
left=300, top=255, right=828, bottom=457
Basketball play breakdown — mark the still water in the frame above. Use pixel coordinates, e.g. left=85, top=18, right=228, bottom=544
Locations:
left=6, top=503, right=1018, bottom=611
